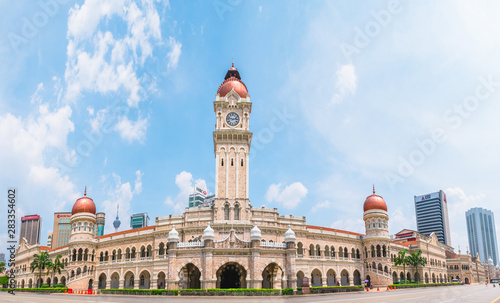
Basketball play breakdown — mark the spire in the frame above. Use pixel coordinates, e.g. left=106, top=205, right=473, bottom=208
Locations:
left=113, top=203, right=121, bottom=232
left=84, top=186, right=87, bottom=196
left=232, top=58, right=234, bottom=68
left=373, top=184, right=375, bottom=194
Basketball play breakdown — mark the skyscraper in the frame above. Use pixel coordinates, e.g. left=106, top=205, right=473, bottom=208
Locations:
left=130, top=213, right=149, bottom=229
left=414, top=190, right=451, bottom=245
left=466, top=207, right=499, bottom=266
left=51, top=212, right=72, bottom=249
left=19, top=215, right=41, bottom=245
left=96, top=212, right=105, bottom=237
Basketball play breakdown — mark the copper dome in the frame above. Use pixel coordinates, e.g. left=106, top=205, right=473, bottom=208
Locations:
left=363, top=186, right=388, bottom=212
left=72, top=188, right=96, bottom=215
left=216, top=62, right=248, bottom=98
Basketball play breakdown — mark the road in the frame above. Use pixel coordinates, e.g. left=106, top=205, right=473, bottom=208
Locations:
left=1, top=285, right=500, bottom=303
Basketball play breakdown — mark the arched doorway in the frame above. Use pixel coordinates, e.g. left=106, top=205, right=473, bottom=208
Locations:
left=139, top=270, right=151, bottom=289
left=46, top=277, right=51, bottom=287
left=326, top=269, right=336, bottom=286
left=366, top=275, right=371, bottom=286
left=88, top=279, right=93, bottom=290
left=465, top=277, right=470, bottom=284
left=21, top=280, right=25, bottom=288
left=98, top=273, right=106, bottom=289
left=353, top=270, right=361, bottom=285
left=340, top=269, right=349, bottom=286
left=28, top=279, right=32, bottom=288
left=110, top=272, right=120, bottom=289
left=61, top=276, right=66, bottom=286
left=296, top=271, right=304, bottom=288
left=432, top=273, right=436, bottom=283
left=311, top=269, right=322, bottom=287
left=180, top=263, right=201, bottom=289
left=217, top=262, right=247, bottom=288
left=406, top=272, right=411, bottom=283
left=425, top=272, right=429, bottom=283
left=392, top=272, right=398, bottom=284
left=124, top=271, right=134, bottom=288
left=157, top=272, right=166, bottom=289
left=262, top=263, right=282, bottom=289
left=53, top=277, right=58, bottom=286
left=400, top=272, right=404, bottom=283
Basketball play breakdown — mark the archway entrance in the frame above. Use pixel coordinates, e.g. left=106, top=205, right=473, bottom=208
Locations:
left=392, top=272, right=398, bottom=284
left=157, top=272, right=166, bottom=289
left=98, top=273, right=106, bottom=289
left=296, top=271, right=304, bottom=288
left=88, top=279, right=93, bottom=290
left=262, top=263, right=282, bottom=289
left=180, top=264, right=201, bottom=289
left=326, top=269, right=336, bottom=286
left=110, top=273, right=119, bottom=289
left=353, top=270, right=361, bottom=285
left=465, top=277, right=469, bottom=284
left=366, top=275, right=371, bottom=286
left=340, top=269, right=349, bottom=286
left=311, top=269, right=322, bottom=287
left=217, top=262, right=246, bottom=289
left=425, top=272, right=429, bottom=283
left=139, top=270, right=151, bottom=289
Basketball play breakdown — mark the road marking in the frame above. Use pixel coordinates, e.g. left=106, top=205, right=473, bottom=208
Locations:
left=490, top=295, right=500, bottom=303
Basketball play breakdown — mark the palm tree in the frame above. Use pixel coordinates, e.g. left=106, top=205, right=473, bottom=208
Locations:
left=47, top=254, right=64, bottom=287
left=407, top=250, right=427, bottom=283
left=31, top=251, right=51, bottom=287
left=394, top=249, right=410, bottom=284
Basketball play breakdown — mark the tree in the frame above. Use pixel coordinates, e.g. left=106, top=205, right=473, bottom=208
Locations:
left=30, top=251, right=51, bottom=288
left=394, top=249, right=410, bottom=284
left=0, top=262, right=5, bottom=274
left=47, top=254, right=64, bottom=287
left=407, top=250, right=427, bottom=283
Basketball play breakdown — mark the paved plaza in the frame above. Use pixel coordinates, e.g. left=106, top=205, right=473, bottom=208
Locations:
left=2, top=285, right=500, bottom=303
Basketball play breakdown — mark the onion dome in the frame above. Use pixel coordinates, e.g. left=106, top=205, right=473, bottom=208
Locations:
left=203, top=223, right=215, bottom=241
left=488, top=258, right=494, bottom=265
left=216, top=61, right=249, bottom=98
left=363, top=185, right=388, bottom=212
left=72, top=187, right=96, bottom=215
left=168, top=225, right=179, bottom=242
left=250, top=224, right=262, bottom=241
left=284, top=225, right=296, bottom=243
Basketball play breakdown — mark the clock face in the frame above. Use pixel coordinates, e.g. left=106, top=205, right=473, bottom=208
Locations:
left=226, top=112, right=240, bottom=127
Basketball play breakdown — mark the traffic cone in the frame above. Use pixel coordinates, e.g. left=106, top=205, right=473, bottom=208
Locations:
left=394, top=286, right=397, bottom=290
left=367, top=287, right=369, bottom=292
left=65, top=289, right=67, bottom=294
left=377, top=287, right=380, bottom=291
left=387, top=286, right=390, bottom=290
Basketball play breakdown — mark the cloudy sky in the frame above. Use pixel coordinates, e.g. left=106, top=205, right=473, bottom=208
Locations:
left=1, top=0, right=500, bottom=259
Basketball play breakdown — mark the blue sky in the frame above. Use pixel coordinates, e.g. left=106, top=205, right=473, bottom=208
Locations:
left=2, top=0, right=500, bottom=258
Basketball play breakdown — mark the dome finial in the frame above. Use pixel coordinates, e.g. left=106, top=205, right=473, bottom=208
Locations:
left=84, top=186, right=87, bottom=196
left=232, top=58, right=234, bottom=68
left=373, top=184, right=375, bottom=194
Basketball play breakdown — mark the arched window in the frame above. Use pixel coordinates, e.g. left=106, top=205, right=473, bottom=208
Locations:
left=221, top=158, right=224, bottom=166
left=241, top=159, right=244, bottom=166
left=331, top=246, right=336, bottom=258
left=309, top=244, right=315, bottom=257
left=339, top=246, right=343, bottom=258
left=224, top=204, right=230, bottom=220
left=376, top=245, right=381, bottom=257
left=231, top=158, right=234, bottom=166
left=234, top=204, right=240, bottom=220
left=140, top=275, right=145, bottom=286
left=316, top=244, right=321, bottom=257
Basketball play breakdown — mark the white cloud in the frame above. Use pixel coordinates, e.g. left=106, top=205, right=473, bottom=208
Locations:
left=101, top=170, right=143, bottom=234
left=331, top=64, right=357, bottom=104
left=0, top=88, right=79, bottom=245
left=90, top=108, right=107, bottom=131
left=30, top=83, right=44, bottom=104
left=166, top=36, right=182, bottom=71
left=65, top=0, right=163, bottom=107
left=87, top=106, right=95, bottom=116
left=164, top=171, right=207, bottom=213
left=265, top=182, right=308, bottom=209
left=331, top=218, right=365, bottom=234
left=114, top=116, right=148, bottom=143
left=311, top=200, right=333, bottom=213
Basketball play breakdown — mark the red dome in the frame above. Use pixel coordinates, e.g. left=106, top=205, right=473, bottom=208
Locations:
left=363, top=186, right=387, bottom=212
left=72, top=188, right=96, bottom=215
left=216, top=62, right=248, bottom=98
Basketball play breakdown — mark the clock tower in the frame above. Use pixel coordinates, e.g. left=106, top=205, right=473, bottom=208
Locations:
left=213, top=62, right=252, bottom=222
